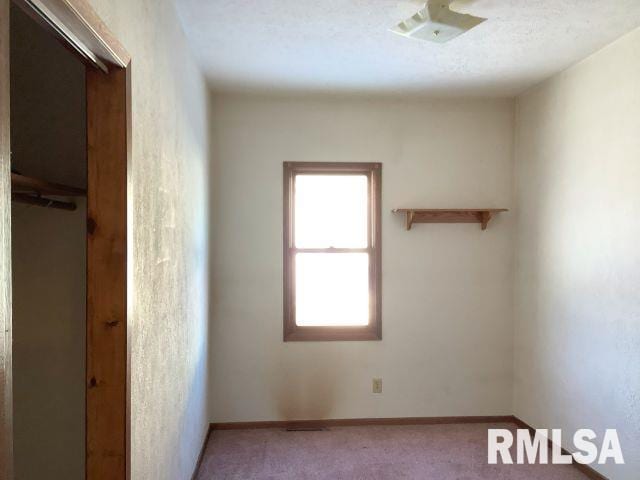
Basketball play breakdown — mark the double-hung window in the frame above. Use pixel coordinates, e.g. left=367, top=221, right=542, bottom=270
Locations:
left=283, top=162, right=382, bottom=341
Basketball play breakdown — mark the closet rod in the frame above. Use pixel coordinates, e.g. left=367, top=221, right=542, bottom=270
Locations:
left=12, top=193, right=77, bottom=211
left=11, top=173, right=86, bottom=197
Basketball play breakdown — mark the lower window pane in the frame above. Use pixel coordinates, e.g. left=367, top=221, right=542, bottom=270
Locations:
left=295, top=253, right=369, bottom=327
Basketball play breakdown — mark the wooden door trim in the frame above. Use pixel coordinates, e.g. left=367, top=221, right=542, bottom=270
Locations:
left=1, top=1, right=131, bottom=479
left=0, top=1, right=13, bottom=478
left=14, top=0, right=129, bottom=70
left=86, top=65, right=130, bottom=480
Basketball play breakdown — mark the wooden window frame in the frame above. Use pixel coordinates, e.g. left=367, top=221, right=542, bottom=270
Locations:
left=283, top=162, right=382, bottom=342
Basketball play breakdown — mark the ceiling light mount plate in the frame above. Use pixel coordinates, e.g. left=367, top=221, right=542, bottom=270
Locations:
left=391, top=0, right=486, bottom=43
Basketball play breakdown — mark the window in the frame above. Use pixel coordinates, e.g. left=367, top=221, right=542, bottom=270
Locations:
left=283, top=162, right=382, bottom=341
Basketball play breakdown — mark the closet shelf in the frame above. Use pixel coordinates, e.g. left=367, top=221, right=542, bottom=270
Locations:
left=11, top=173, right=87, bottom=197
left=392, top=208, right=508, bottom=231
left=11, top=173, right=86, bottom=211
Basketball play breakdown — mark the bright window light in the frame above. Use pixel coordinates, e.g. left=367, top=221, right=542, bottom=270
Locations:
left=295, top=175, right=368, bottom=248
left=295, top=253, right=369, bottom=326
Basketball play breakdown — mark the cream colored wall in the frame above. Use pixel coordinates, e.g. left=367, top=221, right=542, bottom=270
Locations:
left=209, top=94, right=515, bottom=422
left=513, top=27, right=640, bottom=480
left=11, top=203, right=86, bottom=480
left=10, top=6, right=86, bottom=478
left=85, top=1, right=210, bottom=479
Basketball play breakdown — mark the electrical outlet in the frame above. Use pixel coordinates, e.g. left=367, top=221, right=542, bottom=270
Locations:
left=372, top=378, right=383, bottom=394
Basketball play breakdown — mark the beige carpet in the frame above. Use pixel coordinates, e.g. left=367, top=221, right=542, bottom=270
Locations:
left=195, top=422, right=592, bottom=479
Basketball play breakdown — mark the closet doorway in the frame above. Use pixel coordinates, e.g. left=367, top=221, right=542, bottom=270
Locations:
left=11, top=4, right=87, bottom=478
left=0, top=0, right=131, bottom=479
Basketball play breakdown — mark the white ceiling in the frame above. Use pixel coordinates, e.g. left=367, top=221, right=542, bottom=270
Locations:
left=176, top=0, right=640, bottom=96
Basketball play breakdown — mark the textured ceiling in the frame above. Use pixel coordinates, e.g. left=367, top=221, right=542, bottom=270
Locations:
left=176, top=0, right=640, bottom=96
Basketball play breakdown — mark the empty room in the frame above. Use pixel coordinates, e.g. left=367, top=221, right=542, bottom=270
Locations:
left=0, top=1, right=638, bottom=480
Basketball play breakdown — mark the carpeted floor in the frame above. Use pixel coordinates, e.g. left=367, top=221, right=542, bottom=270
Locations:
left=195, top=422, right=591, bottom=479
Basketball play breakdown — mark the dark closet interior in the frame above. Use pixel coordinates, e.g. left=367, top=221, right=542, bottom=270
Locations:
left=10, top=4, right=86, bottom=479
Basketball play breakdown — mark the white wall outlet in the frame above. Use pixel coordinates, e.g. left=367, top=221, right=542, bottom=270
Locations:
left=372, top=378, right=383, bottom=394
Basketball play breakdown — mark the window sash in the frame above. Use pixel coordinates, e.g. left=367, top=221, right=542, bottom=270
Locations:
left=291, top=248, right=371, bottom=253
left=292, top=172, right=372, bottom=250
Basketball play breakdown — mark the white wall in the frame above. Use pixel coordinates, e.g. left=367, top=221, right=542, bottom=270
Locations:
left=85, top=1, right=210, bottom=479
left=209, top=94, right=515, bottom=422
left=11, top=203, right=86, bottom=480
left=513, top=28, right=640, bottom=480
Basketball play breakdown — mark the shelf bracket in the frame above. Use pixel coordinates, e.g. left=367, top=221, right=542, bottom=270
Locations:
left=480, top=211, right=492, bottom=231
left=405, top=210, right=414, bottom=231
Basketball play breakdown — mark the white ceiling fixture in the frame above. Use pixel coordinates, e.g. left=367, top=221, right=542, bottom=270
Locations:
left=391, top=0, right=486, bottom=43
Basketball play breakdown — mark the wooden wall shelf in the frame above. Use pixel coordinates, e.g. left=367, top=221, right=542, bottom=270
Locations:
left=393, top=209, right=508, bottom=231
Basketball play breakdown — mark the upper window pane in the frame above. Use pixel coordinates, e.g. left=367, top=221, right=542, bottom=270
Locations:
left=294, top=174, right=368, bottom=248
